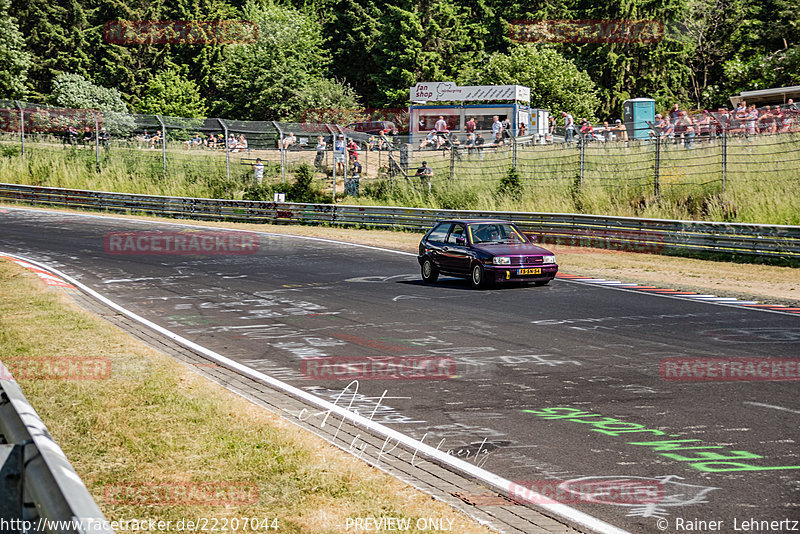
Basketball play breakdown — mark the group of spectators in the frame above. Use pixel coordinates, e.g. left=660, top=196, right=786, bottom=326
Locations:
left=652, top=100, right=800, bottom=146
left=560, top=100, right=800, bottom=147
left=419, top=114, right=509, bottom=155
left=559, top=112, right=628, bottom=143
left=63, top=125, right=110, bottom=147
left=180, top=132, right=249, bottom=151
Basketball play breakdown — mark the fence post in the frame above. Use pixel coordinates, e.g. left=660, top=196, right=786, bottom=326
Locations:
left=325, top=124, right=336, bottom=195
left=92, top=111, right=100, bottom=172
left=449, top=135, right=455, bottom=182
left=154, top=115, right=167, bottom=173
left=654, top=136, right=661, bottom=198
left=217, top=119, right=230, bottom=181
left=273, top=121, right=285, bottom=183
left=14, top=101, right=24, bottom=156
left=512, top=137, right=518, bottom=169
left=721, top=127, right=727, bottom=196
left=579, top=135, right=585, bottom=188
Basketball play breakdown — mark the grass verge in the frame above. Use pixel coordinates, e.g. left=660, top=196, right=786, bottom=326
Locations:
left=0, top=259, right=492, bottom=534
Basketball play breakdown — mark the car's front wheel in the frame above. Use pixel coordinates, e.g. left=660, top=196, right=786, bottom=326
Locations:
left=421, top=258, right=439, bottom=284
left=470, top=263, right=488, bottom=289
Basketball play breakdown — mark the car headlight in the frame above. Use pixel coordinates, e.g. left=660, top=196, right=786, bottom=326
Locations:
left=542, top=255, right=556, bottom=264
left=493, top=256, right=511, bottom=265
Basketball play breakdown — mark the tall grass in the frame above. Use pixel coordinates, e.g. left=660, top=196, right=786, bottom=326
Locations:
left=2, top=132, right=799, bottom=224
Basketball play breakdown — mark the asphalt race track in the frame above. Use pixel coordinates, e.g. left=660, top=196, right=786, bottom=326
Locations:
left=1, top=207, right=799, bottom=534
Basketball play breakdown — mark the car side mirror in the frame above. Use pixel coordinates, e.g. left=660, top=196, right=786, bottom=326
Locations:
left=455, top=237, right=466, bottom=245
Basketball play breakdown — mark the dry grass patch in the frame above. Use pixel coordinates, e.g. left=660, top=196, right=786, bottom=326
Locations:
left=0, top=260, right=492, bottom=534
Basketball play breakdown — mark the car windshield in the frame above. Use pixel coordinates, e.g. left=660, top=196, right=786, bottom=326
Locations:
left=469, top=223, right=527, bottom=244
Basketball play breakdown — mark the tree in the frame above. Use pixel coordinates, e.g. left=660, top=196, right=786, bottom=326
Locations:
left=138, top=68, right=209, bottom=118
left=371, top=0, right=490, bottom=107
left=51, top=73, right=134, bottom=134
left=0, top=0, right=31, bottom=99
left=462, top=44, right=600, bottom=120
left=316, top=0, right=383, bottom=107
left=567, top=0, right=694, bottom=117
left=212, top=0, right=358, bottom=120
left=9, top=0, right=91, bottom=100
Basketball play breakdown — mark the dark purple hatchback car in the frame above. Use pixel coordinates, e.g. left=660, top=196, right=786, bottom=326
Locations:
left=418, top=219, right=558, bottom=289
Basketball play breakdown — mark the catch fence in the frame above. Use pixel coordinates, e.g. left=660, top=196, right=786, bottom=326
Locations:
left=1, top=100, right=799, bottom=206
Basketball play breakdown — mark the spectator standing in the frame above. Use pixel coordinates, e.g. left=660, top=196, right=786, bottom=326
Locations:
left=347, top=138, right=359, bottom=166
left=252, top=158, right=264, bottom=185
left=475, top=133, right=485, bottom=159
left=434, top=115, right=449, bottom=148
left=465, top=117, right=476, bottom=135
left=415, top=160, right=433, bottom=192
left=696, top=111, right=711, bottom=140
left=669, top=103, right=682, bottom=122
left=562, top=111, right=575, bottom=143
left=491, top=115, right=503, bottom=140
left=612, top=119, right=627, bottom=141
left=744, top=104, right=758, bottom=136
left=334, top=135, right=346, bottom=176
left=314, top=136, right=326, bottom=169
left=99, top=127, right=110, bottom=148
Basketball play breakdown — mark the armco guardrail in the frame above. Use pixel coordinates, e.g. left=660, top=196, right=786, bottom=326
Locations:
left=1, top=182, right=798, bottom=261
left=0, top=362, right=113, bottom=534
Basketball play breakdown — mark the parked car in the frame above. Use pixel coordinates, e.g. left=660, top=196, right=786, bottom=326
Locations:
left=418, top=219, right=558, bottom=289
left=345, top=120, right=398, bottom=135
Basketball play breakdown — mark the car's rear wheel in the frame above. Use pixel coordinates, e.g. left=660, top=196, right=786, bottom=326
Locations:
left=470, top=263, right=488, bottom=289
left=421, top=258, right=439, bottom=284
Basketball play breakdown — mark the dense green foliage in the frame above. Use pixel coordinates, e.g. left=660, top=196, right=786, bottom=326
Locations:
left=3, top=0, right=799, bottom=120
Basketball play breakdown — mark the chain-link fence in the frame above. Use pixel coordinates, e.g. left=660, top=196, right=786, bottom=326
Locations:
left=2, top=99, right=799, bottom=204
left=0, top=100, right=410, bottom=198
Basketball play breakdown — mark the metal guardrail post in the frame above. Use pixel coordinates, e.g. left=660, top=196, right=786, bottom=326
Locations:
left=14, top=100, right=24, bottom=156
left=217, top=119, right=230, bottom=181
left=273, top=121, right=285, bottom=183
left=155, top=115, right=167, bottom=173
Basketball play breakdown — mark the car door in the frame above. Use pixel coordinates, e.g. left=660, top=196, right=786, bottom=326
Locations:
left=422, top=222, right=451, bottom=268
left=439, top=223, right=472, bottom=274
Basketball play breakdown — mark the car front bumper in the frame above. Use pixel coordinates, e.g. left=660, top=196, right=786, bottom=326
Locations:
left=485, top=264, right=559, bottom=283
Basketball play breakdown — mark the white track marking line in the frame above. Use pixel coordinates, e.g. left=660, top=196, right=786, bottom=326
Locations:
left=0, top=249, right=632, bottom=534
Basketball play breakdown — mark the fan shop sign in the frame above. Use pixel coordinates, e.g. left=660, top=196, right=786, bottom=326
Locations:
left=410, top=83, right=531, bottom=103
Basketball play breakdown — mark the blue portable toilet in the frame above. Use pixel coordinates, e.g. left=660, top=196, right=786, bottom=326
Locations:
left=623, top=98, right=656, bottom=140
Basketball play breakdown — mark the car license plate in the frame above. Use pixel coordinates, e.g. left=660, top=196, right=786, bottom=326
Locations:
left=517, top=268, right=541, bottom=275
